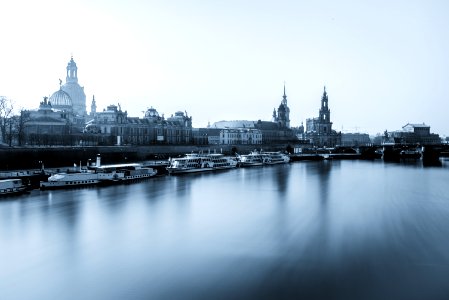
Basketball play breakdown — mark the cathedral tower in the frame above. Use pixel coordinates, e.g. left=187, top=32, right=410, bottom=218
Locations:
left=276, top=83, right=290, bottom=128
left=318, top=86, right=332, bottom=134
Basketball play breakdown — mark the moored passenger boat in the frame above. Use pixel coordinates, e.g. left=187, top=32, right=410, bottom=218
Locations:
left=167, top=153, right=237, bottom=175
left=261, top=151, right=290, bottom=164
left=40, top=159, right=157, bottom=189
left=40, top=171, right=104, bottom=190
left=0, top=179, right=29, bottom=196
left=94, top=163, right=157, bottom=182
left=237, top=152, right=270, bottom=167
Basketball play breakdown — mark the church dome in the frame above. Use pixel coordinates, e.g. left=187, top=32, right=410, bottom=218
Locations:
left=49, top=89, right=73, bottom=108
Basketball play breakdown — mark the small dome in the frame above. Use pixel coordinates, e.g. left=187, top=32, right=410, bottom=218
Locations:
left=145, top=107, right=159, bottom=118
left=49, top=89, right=72, bottom=108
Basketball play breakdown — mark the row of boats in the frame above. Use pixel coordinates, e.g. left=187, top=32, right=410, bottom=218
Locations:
left=166, top=151, right=290, bottom=174
left=40, top=163, right=158, bottom=190
left=0, top=151, right=290, bottom=195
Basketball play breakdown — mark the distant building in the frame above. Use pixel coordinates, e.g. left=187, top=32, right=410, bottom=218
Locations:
left=388, top=123, right=440, bottom=145
left=220, top=128, right=262, bottom=145
left=22, top=57, right=88, bottom=144
left=23, top=97, right=71, bottom=135
left=208, top=85, right=297, bottom=145
left=341, top=133, right=371, bottom=147
left=192, top=128, right=211, bottom=145
left=210, top=120, right=297, bottom=144
left=84, top=105, right=193, bottom=145
left=305, top=87, right=341, bottom=147
left=20, top=96, right=85, bottom=145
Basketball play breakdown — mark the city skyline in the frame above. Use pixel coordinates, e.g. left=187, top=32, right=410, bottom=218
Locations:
left=1, top=0, right=448, bottom=136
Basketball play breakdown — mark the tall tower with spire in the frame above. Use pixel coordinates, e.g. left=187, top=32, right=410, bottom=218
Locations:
left=90, top=95, right=97, bottom=115
left=276, top=83, right=290, bottom=128
left=318, top=86, right=332, bottom=134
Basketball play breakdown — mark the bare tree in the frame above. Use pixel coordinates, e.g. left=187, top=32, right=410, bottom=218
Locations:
left=16, top=109, right=31, bottom=146
left=0, top=96, right=14, bottom=144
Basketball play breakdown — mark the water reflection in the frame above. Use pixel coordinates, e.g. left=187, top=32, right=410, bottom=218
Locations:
left=1, top=161, right=449, bottom=299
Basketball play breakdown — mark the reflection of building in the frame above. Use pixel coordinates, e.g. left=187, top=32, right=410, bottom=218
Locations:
left=305, top=87, right=341, bottom=147
left=388, top=123, right=440, bottom=145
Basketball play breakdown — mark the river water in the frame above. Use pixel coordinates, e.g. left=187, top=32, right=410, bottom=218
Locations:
left=1, top=159, right=449, bottom=300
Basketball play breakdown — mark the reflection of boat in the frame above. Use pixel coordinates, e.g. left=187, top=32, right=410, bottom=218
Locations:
left=0, top=179, right=29, bottom=196
left=167, top=153, right=237, bottom=175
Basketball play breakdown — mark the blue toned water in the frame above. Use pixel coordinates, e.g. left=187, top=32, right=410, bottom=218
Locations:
left=1, top=160, right=449, bottom=300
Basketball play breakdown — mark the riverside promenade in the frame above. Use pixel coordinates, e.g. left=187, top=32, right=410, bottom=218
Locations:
left=0, top=144, right=293, bottom=171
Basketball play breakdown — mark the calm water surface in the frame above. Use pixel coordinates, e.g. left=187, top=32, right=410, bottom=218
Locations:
left=1, top=160, right=449, bottom=300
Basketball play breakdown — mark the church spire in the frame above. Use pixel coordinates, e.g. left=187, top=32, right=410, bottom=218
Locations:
left=319, top=85, right=330, bottom=123
left=282, top=82, right=287, bottom=105
left=91, top=95, right=97, bottom=115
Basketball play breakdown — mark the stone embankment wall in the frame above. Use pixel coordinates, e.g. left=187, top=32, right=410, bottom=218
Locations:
left=0, top=144, right=290, bottom=170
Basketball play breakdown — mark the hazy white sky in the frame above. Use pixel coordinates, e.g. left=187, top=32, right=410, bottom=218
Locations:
left=1, top=0, right=448, bottom=135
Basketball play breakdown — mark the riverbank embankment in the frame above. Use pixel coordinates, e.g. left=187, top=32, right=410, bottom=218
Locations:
left=0, top=144, right=292, bottom=171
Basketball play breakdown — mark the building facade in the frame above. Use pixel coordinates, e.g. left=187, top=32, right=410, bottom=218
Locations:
left=219, top=128, right=262, bottom=145
left=21, top=97, right=83, bottom=145
left=84, top=105, right=193, bottom=145
left=388, top=123, right=440, bottom=145
left=341, top=133, right=372, bottom=147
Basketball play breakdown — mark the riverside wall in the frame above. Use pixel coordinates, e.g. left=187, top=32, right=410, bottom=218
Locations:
left=0, top=144, right=291, bottom=170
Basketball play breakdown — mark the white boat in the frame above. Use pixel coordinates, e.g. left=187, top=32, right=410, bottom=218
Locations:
left=208, top=153, right=238, bottom=170
left=0, top=179, right=29, bottom=196
left=94, top=163, right=157, bottom=182
left=166, top=153, right=237, bottom=175
left=40, top=170, right=105, bottom=190
left=237, top=151, right=290, bottom=167
left=40, top=160, right=157, bottom=189
left=237, top=152, right=270, bottom=167
left=261, top=151, right=290, bottom=164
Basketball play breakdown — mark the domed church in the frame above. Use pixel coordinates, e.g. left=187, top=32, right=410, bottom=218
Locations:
left=49, top=56, right=86, bottom=117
